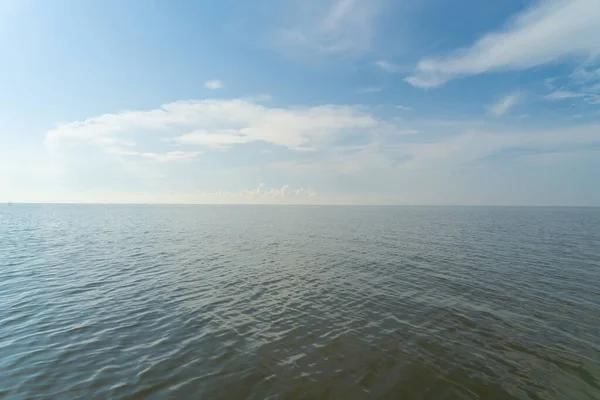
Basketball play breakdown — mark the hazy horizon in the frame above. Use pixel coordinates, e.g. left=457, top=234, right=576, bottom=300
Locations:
left=5, top=201, right=600, bottom=208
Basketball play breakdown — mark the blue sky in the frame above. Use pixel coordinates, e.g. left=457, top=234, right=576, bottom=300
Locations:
left=1, top=0, right=600, bottom=205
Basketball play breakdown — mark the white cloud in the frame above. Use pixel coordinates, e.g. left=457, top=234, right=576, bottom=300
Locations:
left=396, top=105, right=411, bottom=110
left=488, top=93, right=521, bottom=116
left=175, top=130, right=250, bottom=149
left=46, top=99, right=379, bottom=153
left=109, top=150, right=201, bottom=162
left=375, top=60, right=400, bottom=73
left=199, top=184, right=316, bottom=198
left=204, top=80, right=223, bottom=90
left=544, top=90, right=586, bottom=100
left=271, top=0, right=384, bottom=56
left=406, top=0, right=600, bottom=88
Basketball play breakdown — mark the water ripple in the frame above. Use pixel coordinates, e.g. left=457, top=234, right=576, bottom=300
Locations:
left=1, top=205, right=599, bottom=399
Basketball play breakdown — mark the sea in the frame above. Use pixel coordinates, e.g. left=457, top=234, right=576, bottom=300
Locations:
left=1, top=204, right=599, bottom=399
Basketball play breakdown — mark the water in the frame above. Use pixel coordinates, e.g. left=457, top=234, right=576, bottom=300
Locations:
left=1, top=205, right=599, bottom=399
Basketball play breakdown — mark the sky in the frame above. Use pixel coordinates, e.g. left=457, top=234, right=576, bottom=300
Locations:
left=1, top=0, right=600, bottom=205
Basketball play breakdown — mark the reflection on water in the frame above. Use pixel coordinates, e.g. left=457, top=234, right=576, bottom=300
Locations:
left=1, top=205, right=599, bottom=399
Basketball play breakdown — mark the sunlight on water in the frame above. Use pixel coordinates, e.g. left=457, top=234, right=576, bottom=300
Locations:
left=1, top=205, right=599, bottom=399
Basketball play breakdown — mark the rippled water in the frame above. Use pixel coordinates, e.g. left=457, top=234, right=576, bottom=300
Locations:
left=1, top=205, right=600, bottom=399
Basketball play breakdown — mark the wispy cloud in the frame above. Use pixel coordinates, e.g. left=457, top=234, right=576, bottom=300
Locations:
left=401, top=123, right=600, bottom=170
left=374, top=60, right=400, bottom=73
left=544, top=91, right=586, bottom=100
left=204, top=80, right=223, bottom=90
left=406, top=0, right=600, bottom=88
left=271, top=0, right=385, bottom=57
left=543, top=66, right=600, bottom=104
left=570, top=67, right=600, bottom=83
left=488, top=93, right=521, bottom=117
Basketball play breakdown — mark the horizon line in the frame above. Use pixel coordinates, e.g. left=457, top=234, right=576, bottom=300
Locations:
left=4, top=202, right=600, bottom=208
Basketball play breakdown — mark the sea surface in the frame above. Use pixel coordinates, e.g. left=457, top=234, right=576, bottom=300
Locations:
left=1, top=205, right=599, bottom=399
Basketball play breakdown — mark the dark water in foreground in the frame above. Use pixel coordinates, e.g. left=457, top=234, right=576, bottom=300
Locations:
left=1, top=205, right=600, bottom=399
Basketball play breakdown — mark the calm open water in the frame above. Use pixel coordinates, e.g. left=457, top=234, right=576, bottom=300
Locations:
left=1, top=205, right=599, bottom=399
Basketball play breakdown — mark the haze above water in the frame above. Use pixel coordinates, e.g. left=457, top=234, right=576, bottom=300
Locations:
left=1, top=205, right=599, bottom=399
